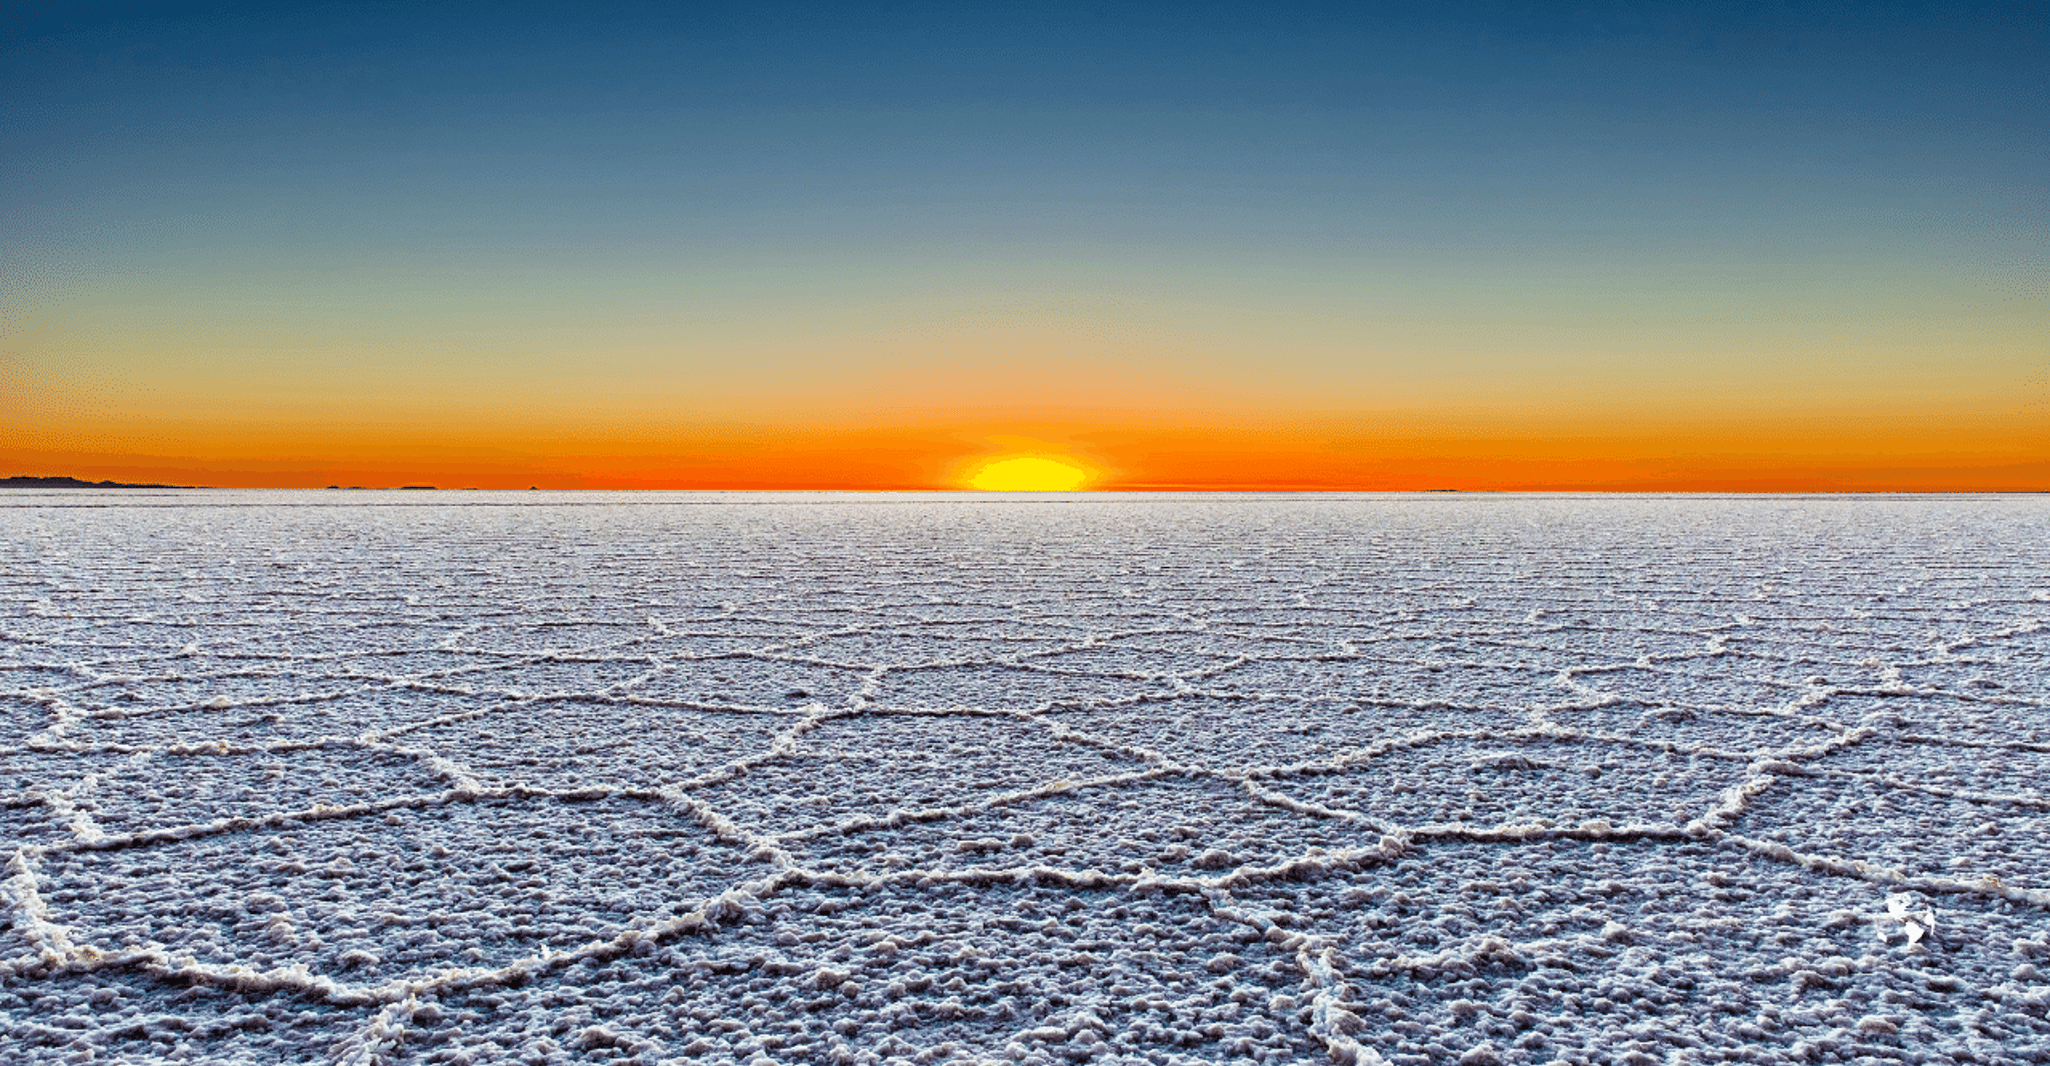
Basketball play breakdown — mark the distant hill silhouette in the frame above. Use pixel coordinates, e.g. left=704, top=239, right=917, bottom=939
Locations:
left=1, top=475, right=198, bottom=489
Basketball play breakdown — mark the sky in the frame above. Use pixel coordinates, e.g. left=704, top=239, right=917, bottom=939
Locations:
left=4, top=0, right=2045, bottom=490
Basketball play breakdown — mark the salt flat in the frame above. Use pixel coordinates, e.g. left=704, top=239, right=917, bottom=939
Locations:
left=2, top=491, right=2046, bottom=1065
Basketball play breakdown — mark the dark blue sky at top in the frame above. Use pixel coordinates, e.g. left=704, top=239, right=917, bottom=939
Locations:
left=8, top=1, right=2042, bottom=253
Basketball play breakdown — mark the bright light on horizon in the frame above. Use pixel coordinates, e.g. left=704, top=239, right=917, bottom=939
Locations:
left=965, top=456, right=1093, bottom=491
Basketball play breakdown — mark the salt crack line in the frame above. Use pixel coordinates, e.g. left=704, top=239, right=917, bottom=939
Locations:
left=1252, top=724, right=1756, bottom=781
left=41, top=771, right=110, bottom=844
left=1778, top=762, right=2050, bottom=811
left=329, top=994, right=418, bottom=1066
left=1719, top=833, right=2050, bottom=907
left=1406, top=819, right=1695, bottom=846
left=3, top=856, right=809, bottom=1014
left=658, top=786, right=792, bottom=867
left=1029, top=713, right=1191, bottom=771
left=0, top=846, right=76, bottom=973
left=1240, top=777, right=1386, bottom=828
left=1894, top=732, right=2050, bottom=755
left=1203, top=888, right=1386, bottom=1065
left=772, top=767, right=1172, bottom=845
left=27, top=784, right=658, bottom=857
left=357, top=696, right=533, bottom=744
left=1683, top=761, right=1787, bottom=836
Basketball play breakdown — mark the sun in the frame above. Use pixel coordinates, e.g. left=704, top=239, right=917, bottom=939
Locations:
left=966, top=456, right=1092, bottom=491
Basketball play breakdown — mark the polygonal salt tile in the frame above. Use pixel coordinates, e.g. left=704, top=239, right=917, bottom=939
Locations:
left=935, top=632, right=1091, bottom=663
left=1897, top=656, right=2050, bottom=703
left=1231, top=839, right=2050, bottom=1064
left=0, top=966, right=372, bottom=1066
left=1820, top=614, right=1961, bottom=651
left=637, top=628, right=834, bottom=659
left=1028, top=600, right=1179, bottom=627
left=1772, top=649, right=1948, bottom=690
left=1435, top=636, right=1625, bottom=676
left=1203, top=657, right=1550, bottom=709
left=1730, top=774, right=2050, bottom=890
left=1369, top=627, right=1529, bottom=653
left=1406, top=601, right=1535, bottom=630
left=55, top=687, right=504, bottom=748
left=69, top=667, right=331, bottom=712
left=396, top=879, right=1324, bottom=1065
left=51, top=699, right=328, bottom=748
left=1, top=798, right=68, bottom=850
left=1565, top=664, right=1810, bottom=712
left=443, top=654, right=658, bottom=698
left=1545, top=703, right=1843, bottom=756
left=405, top=702, right=791, bottom=790
left=243, top=619, right=464, bottom=659
left=0, top=616, right=83, bottom=644
left=1119, top=627, right=1338, bottom=659
left=780, top=628, right=1054, bottom=669
left=1683, top=649, right=1883, bottom=690
left=1512, top=621, right=1714, bottom=664
left=651, top=609, right=836, bottom=637
left=37, top=795, right=760, bottom=985
left=1967, top=634, right=2048, bottom=690
left=1048, top=696, right=1504, bottom=772
left=0, top=749, right=134, bottom=798
left=310, top=648, right=497, bottom=682
left=866, top=662, right=1176, bottom=711
left=626, top=657, right=871, bottom=707
left=0, top=663, right=81, bottom=697
left=1836, top=692, right=2050, bottom=746
left=1024, top=640, right=1243, bottom=678
left=792, top=711, right=1124, bottom=770
left=695, top=715, right=1142, bottom=838
left=1805, top=738, right=2050, bottom=801
left=883, top=616, right=1084, bottom=641
left=862, top=600, right=1030, bottom=623
left=453, top=622, right=652, bottom=655
left=279, top=687, right=510, bottom=739
left=1261, top=735, right=1748, bottom=830
left=36, top=619, right=200, bottom=654
left=1207, top=604, right=1391, bottom=632
left=0, top=694, right=57, bottom=742
left=79, top=745, right=447, bottom=833
left=785, top=772, right=1368, bottom=879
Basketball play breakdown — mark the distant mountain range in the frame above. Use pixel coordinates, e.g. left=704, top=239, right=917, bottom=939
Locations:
left=1, top=475, right=200, bottom=489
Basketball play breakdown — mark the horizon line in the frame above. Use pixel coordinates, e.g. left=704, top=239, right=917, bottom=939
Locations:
left=5, top=479, right=2045, bottom=496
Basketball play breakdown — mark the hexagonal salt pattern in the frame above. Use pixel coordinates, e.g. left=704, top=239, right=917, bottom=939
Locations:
left=779, top=773, right=1372, bottom=879
left=692, top=713, right=1146, bottom=837
left=1729, top=774, right=2050, bottom=890
left=34, top=795, right=761, bottom=985
left=1, top=490, right=2046, bottom=1064
left=0, top=967, right=373, bottom=1064
left=1261, top=734, right=1752, bottom=831
left=398, top=701, right=795, bottom=791
left=0, top=693, right=59, bottom=744
left=1047, top=695, right=1508, bottom=773
left=397, top=879, right=1325, bottom=1066
left=1230, top=839, right=2050, bottom=1063
left=78, top=744, right=450, bottom=833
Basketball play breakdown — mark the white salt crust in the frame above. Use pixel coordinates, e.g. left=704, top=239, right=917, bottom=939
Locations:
left=1, top=490, right=2046, bottom=1064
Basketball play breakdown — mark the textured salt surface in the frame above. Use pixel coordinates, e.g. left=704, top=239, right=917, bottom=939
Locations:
left=2, top=490, right=2047, bottom=1065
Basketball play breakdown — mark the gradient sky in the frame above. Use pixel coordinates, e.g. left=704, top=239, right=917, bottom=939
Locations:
left=5, top=1, right=2045, bottom=489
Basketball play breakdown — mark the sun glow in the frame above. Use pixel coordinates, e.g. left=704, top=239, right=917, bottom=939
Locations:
left=966, top=456, right=1092, bottom=491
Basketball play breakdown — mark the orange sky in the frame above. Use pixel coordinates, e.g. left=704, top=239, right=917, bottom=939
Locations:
left=10, top=400, right=2045, bottom=491
left=5, top=5, right=2045, bottom=491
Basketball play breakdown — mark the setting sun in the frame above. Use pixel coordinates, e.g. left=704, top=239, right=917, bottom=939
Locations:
left=966, top=456, right=1092, bottom=491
